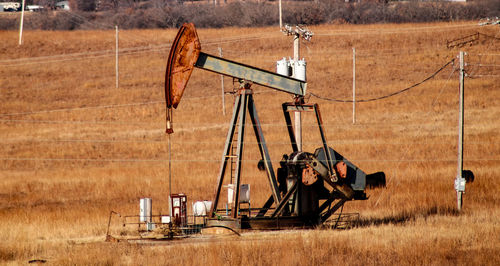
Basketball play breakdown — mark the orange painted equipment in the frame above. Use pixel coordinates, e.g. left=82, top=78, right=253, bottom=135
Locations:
left=164, top=23, right=201, bottom=133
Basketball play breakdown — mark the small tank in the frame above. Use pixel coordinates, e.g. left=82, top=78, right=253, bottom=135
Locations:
left=293, top=59, right=306, bottom=81
left=276, top=57, right=292, bottom=77
left=139, top=198, right=152, bottom=223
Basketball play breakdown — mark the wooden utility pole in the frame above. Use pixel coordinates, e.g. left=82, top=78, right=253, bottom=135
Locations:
left=279, top=0, right=282, bottom=29
left=219, top=47, right=226, bottom=115
left=293, top=33, right=302, bottom=151
left=281, top=25, right=313, bottom=151
left=115, top=26, right=119, bottom=89
left=18, top=0, right=26, bottom=45
left=352, top=47, right=356, bottom=124
left=455, top=51, right=466, bottom=211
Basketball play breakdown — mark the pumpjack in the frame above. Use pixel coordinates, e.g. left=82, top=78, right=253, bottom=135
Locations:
left=164, top=23, right=386, bottom=230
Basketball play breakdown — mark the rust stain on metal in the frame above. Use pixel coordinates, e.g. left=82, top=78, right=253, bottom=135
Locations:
left=335, top=161, right=347, bottom=179
left=302, top=165, right=318, bottom=185
left=165, top=23, right=201, bottom=109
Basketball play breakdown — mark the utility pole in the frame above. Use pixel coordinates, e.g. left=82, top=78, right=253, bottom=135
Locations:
left=293, top=32, right=302, bottom=151
left=115, top=26, right=119, bottom=89
left=282, top=25, right=313, bottom=152
left=352, top=47, right=356, bottom=124
left=454, top=51, right=466, bottom=211
left=279, top=0, right=283, bottom=29
left=219, top=47, right=226, bottom=116
left=18, top=0, right=26, bottom=45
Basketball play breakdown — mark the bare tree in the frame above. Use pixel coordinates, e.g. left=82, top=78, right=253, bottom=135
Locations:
left=34, top=0, right=58, bottom=9
left=96, top=0, right=119, bottom=11
left=68, top=0, right=97, bottom=11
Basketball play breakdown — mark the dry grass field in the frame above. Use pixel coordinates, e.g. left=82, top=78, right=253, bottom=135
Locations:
left=0, top=21, right=499, bottom=265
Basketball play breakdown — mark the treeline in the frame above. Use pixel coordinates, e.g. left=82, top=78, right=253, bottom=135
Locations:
left=1, top=0, right=498, bottom=30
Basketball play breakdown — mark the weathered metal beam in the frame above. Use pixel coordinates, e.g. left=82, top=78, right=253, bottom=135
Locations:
left=195, top=52, right=307, bottom=96
left=248, top=95, right=281, bottom=205
left=282, top=104, right=298, bottom=152
left=320, top=198, right=347, bottom=222
left=256, top=195, right=274, bottom=217
left=318, top=191, right=342, bottom=214
left=232, top=91, right=249, bottom=218
left=210, top=94, right=242, bottom=218
left=271, top=181, right=298, bottom=218
left=313, top=104, right=335, bottom=176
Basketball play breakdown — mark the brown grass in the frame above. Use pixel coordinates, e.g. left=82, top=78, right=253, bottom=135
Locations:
left=0, top=21, right=499, bottom=264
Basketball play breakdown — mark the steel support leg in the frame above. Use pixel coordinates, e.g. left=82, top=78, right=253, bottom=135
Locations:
left=271, top=181, right=298, bottom=218
left=248, top=95, right=281, bottom=205
left=231, top=91, right=249, bottom=218
left=210, top=94, right=242, bottom=217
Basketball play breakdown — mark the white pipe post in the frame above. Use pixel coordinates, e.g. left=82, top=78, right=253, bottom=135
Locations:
left=115, top=26, right=119, bottom=89
left=18, top=0, right=26, bottom=45
left=455, top=51, right=466, bottom=211
left=352, top=47, right=356, bottom=124
left=219, top=47, right=225, bottom=116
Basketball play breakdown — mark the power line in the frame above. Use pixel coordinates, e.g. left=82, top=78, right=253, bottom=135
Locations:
left=467, top=63, right=500, bottom=67
left=0, top=118, right=467, bottom=128
left=373, top=63, right=458, bottom=206
left=0, top=32, right=277, bottom=67
left=468, top=74, right=500, bottom=78
left=0, top=138, right=492, bottom=145
left=309, top=58, right=456, bottom=103
left=0, top=87, right=282, bottom=117
left=0, top=157, right=497, bottom=163
left=314, top=23, right=481, bottom=37
left=0, top=101, right=163, bottom=117
left=0, top=44, right=171, bottom=67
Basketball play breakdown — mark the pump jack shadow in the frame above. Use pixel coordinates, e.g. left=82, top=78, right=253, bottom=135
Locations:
left=353, top=206, right=460, bottom=228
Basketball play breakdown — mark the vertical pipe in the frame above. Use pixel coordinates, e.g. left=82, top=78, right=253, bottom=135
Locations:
left=168, top=134, right=172, bottom=201
left=115, top=26, right=119, bottom=89
left=352, top=47, right=356, bottom=124
left=219, top=47, right=225, bottom=116
left=18, top=0, right=25, bottom=45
